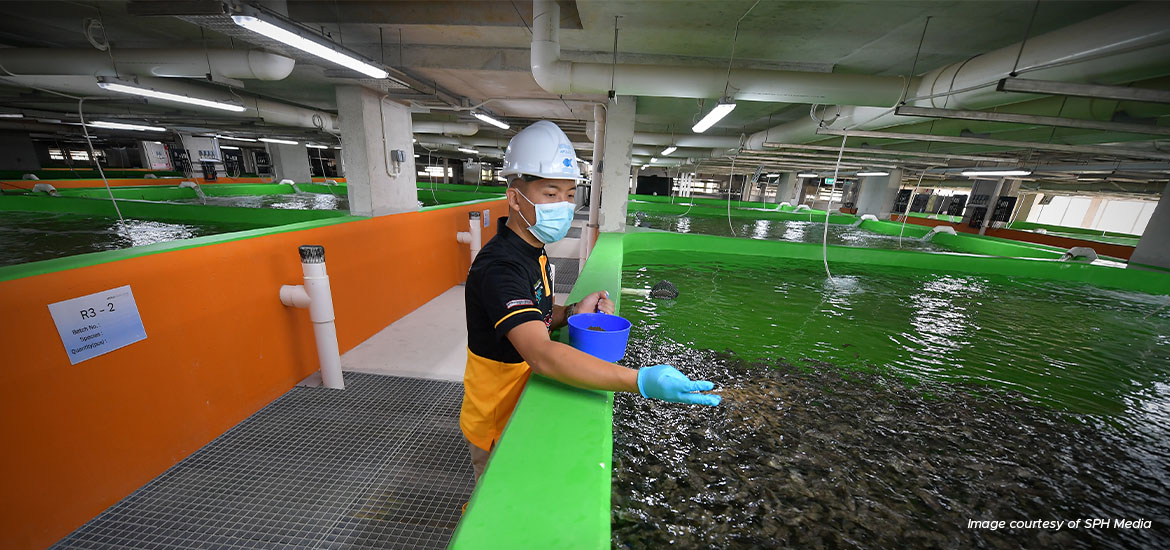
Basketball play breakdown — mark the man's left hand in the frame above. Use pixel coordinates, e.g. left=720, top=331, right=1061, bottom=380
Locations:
left=577, top=290, right=614, bottom=315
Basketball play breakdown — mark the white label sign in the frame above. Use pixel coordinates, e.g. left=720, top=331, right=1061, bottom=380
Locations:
left=48, top=285, right=147, bottom=365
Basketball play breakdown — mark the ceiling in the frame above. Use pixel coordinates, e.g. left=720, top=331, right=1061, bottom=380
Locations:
left=0, top=0, right=1166, bottom=192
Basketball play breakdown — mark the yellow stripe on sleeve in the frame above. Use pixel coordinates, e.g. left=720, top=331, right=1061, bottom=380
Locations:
left=494, top=307, right=543, bottom=328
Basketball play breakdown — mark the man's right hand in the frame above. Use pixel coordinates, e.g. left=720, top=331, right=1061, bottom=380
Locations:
left=637, top=365, right=721, bottom=406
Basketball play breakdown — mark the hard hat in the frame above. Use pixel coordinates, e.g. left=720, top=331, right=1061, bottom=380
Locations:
left=500, top=120, right=583, bottom=181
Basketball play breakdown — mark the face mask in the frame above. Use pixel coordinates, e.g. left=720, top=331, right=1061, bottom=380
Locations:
left=515, top=189, right=574, bottom=244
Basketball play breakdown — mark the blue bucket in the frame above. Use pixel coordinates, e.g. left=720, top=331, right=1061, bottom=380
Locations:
left=567, top=312, right=633, bottom=362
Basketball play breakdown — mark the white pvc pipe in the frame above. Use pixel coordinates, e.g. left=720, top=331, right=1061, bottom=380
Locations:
left=279, top=245, right=344, bottom=390
left=456, top=211, right=483, bottom=264
left=530, top=0, right=907, bottom=106
left=581, top=103, right=605, bottom=269
left=413, top=121, right=479, bottom=135
left=0, top=48, right=295, bottom=80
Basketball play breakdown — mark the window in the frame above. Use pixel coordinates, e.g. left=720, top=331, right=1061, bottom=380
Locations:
left=48, top=148, right=65, bottom=160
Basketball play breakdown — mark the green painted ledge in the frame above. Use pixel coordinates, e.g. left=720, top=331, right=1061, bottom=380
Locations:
left=0, top=195, right=347, bottom=226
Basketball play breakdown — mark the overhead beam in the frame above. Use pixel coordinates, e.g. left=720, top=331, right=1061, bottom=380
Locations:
left=895, top=105, right=1170, bottom=136
left=997, top=78, right=1170, bottom=105
left=813, top=128, right=1170, bottom=161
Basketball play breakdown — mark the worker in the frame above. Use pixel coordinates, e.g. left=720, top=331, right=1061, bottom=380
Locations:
left=461, top=121, right=720, bottom=482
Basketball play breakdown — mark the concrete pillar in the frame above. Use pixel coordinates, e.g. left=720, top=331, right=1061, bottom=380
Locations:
left=335, top=85, right=416, bottom=216
left=598, top=96, right=635, bottom=232
left=1131, top=183, right=1170, bottom=270
left=1014, top=192, right=1041, bottom=223
left=775, top=173, right=798, bottom=204
left=855, top=169, right=904, bottom=217
left=1081, top=196, right=1106, bottom=228
left=268, top=142, right=311, bottom=183
left=0, top=132, right=41, bottom=172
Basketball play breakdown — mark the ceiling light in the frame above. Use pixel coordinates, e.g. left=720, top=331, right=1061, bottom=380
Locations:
left=458, top=147, right=478, bottom=154
left=216, top=134, right=257, bottom=143
left=856, top=171, right=890, bottom=177
left=220, top=145, right=240, bottom=150
left=305, top=144, right=329, bottom=149
left=472, top=111, right=509, bottom=130
left=649, top=157, right=659, bottom=163
left=259, top=137, right=299, bottom=145
left=333, top=146, right=342, bottom=149
left=0, top=113, right=23, bottom=118
left=798, top=173, right=819, bottom=178
left=765, top=173, right=779, bottom=178
left=231, top=14, right=388, bottom=79
left=691, top=100, right=736, bottom=134
left=151, top=141, right=163, bottom=145
left=660, top=146, right=677, bottom=156
left=960, top=169, right=1032, bottom=177
left=96, top=78, right=245, bottom=112
left=87, top=120, right=167, bottom=132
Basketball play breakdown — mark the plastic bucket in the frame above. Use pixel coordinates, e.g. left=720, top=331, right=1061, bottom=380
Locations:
left=567, top=312, right=633, bottom=362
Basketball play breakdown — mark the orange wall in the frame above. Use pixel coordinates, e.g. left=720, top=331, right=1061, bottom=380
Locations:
left=890, top=215, right=1136, bottom=260
left=0, top=199, right=505, bottom=549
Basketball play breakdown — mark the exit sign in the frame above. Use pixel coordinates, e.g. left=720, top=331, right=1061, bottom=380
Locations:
left=825, top=178, right=836, bottom=185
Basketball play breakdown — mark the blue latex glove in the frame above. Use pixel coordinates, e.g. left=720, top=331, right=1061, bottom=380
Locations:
left=637, top=365, right=721, bottom=406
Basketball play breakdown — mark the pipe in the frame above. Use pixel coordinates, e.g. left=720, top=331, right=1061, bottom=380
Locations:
left=530, top=0, right=908, bottom=106
left=456, top=211, right=483, bottom=264
left=279, top=245, right=344, bottom=390
left=581, top=103, right=605, bottom=269
left=0, top=48, right=295, bottom=80
left=412, top=121, right=479, bottom=135
left=744, top=2, right=1170, bottom=149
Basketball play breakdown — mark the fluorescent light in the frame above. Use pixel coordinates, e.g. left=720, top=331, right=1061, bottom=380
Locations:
left=660, top=146, right=677, bottom=156
left=0, top=113, right=23, bottom=118
left=220, top=145, right=240, bottom=150
left=765, top=173, right=779, bottom=177
left=798, top=173, right=819, bottom=178
left=856, top=171, right=890, bottom=177
left=97, top=79, right=246, bottom=112
left=472, top=111, right=510, bottom=130
left=333, top=146, right=342, bottom=149
left=414, top=154, right=420, bottom=158
left=216, top=134, right=257, bottom=143
left=458, top=147, right=478, bottom=154
left=151, top=141, right=163, bottom=145
left=87, top=120, right=166, bottom=132
left=649, top=157, right=658, bottom=163
left=231, top=15, right=388, bottom=79
left=305, top=144, right=329, bottom=149
left=691, top=100, right=736, bottom=133
left=960, top=169, right=1032, bottom=177
left=259, top=137, right=299, bottom=145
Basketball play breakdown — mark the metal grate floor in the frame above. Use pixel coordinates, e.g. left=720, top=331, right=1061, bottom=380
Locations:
left=52, top=372, right=474, bottom=550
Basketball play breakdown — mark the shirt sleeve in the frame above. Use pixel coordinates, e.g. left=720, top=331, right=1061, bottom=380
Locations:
left=479, top=262, right=545, bottom=340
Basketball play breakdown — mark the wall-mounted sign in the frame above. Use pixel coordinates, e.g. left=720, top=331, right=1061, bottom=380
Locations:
left=48, top=285, right=147, bottom=365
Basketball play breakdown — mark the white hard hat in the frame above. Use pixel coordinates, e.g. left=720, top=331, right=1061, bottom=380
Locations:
left=500, top=120, right=583, bottom=181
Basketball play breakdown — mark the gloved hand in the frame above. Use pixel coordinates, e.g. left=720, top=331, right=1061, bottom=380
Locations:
left=637, top=365, right=721, bottom=406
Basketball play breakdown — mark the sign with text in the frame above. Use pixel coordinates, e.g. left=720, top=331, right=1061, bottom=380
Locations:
left=48, top=285, right=147, bottom=365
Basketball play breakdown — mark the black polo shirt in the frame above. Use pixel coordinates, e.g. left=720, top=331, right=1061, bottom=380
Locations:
left=465, top=217, right=554, bottom=363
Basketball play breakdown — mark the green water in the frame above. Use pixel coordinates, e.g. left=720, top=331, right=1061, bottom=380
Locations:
left=621, top=250, right=1170, bottom=423
left=0, top=211, right=266, bottom=267
left=627, top=211, right=946, bottom=252
left=613, top=250, right=1170, bottom=548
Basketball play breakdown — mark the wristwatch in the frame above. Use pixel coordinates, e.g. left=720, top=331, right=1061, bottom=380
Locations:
left=565, top=302, right=579, bottom=318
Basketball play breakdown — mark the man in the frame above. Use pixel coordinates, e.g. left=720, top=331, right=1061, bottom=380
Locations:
left=461, top=121, right=720, bottom=482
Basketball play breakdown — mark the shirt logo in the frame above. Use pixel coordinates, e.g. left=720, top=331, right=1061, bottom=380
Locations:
left=506, top=299, right=534, bottom=309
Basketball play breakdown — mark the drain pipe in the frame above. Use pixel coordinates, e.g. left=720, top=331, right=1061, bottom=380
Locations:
left=456, top=211, right=482, bottom=265
left=279, top=245, right=344, bottom=390
left=580, top=103, right=605, bottom=270
left=31, top=183, right=59, bottom=196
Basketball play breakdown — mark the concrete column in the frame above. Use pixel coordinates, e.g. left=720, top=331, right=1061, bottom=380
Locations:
left=775, top=173, right=798, bottom=204
left=268, top=142, right=311, bottom=183
left=335, top=85, right=416, bottom=216
left=599, top=96, right=635, bottom=232
left=0, top=132, right=41, bottom=172
left=1081, top=196, right=1106, bottom=228
left=855, top=169, right=904, bottom=217
left=1131, top=183, right=1170, bottom=270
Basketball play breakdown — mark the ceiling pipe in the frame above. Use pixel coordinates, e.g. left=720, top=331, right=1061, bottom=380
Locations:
left=0, top=48, right=295, bottom=80
left=412, top=121, right=479, bottom=135
left=531, top=0, right=909, bottom=106
left=744, top=2, right=1170, bottom=149
left=0, top=74, right=340, bottom=132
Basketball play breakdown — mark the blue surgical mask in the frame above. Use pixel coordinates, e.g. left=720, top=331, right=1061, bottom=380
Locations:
left=516, top=189, right=574, bottom=244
